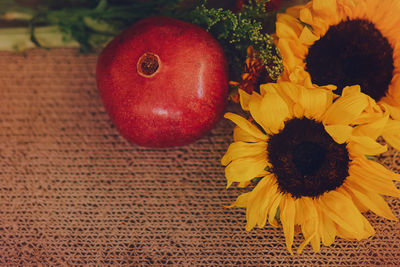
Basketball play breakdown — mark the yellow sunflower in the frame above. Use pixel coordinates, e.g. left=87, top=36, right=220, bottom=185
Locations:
left=222, top=81, right=400, bottom=254
left=275, top=0, right=400, bottom=149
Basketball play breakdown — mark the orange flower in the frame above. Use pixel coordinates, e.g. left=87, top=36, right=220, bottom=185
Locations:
left=229, top=46, right=268, bottom=102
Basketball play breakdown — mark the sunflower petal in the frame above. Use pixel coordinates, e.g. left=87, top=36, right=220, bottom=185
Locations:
left=233, top=126, right=260, bottom=142
left=248, top=86, right=291, bottom=134
left=344, top=181, right=398, bottom=220
left=299, top=26, right=320, bottom=45
left=276, top=20, right=302, bottom=40
left=276, top=81, right=333, bottom=121
left=322, top=87, right=369, bottom=126
left=278, top=38, right=306, bottom=72
left=267, top=192, right=283, bottom=228
left=286, top=4, right=305, bottom=19
left=318, top=190, right=366, bottom=239
left=224, top=113, right=267, bottom=140
left=354, top=157, right=400, bottom=181
left=362, top=216, right=376, bottom=237
left=352, top=97, right=384, bottom=125
left=299, top=8, right=313, bottom=28
left=342, top=183, right=369, bottom=213
left=225, top=156, right=269, bottom=188
left=271, top=81, right=298, bottom=107
left=245, top=176, right=274, bottom=231
left=313, top=0, right=337, bottom=17
left=297, top=197, right=320, bottom=254
left=324, top=124, right=353, bottom=144
left=313, top=0, right=342, bottom=27
left=238, top=181, right=251, bottom=188
left=258, top=176, right=281, bottom=228
left=238, top=89, right=251, bottom=111
left=348, top=135, right=387, bottom=156
left=382, top=102, right=400, bottom=121
left=382, top=134, right=400, bottom=152
left=221, top=141, right=267, bottom=166
left=382, top=119, right=400, bottom=151
left=301, top=88, right=333, bottom=120
left=228, top=191, right=251, bottom=208
left=280, top=195, right=296, bottom=255
left=348, top=164, right=400, bottom=198
left=287, top=67, right=314, bottom=88
left=316, top=205, right=337, bottom=246
left=341, top=85, right=361, bottom=96
left=335, top=216, right=375, bottom=241
left=352, top=110, right=389, bottom=140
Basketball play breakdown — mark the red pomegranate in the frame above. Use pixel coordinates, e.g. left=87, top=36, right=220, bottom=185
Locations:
left=96, top=17, right=229, bottom=148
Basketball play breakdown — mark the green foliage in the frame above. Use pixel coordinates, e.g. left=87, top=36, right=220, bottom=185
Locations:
left=187, top=0, right=283, bottom=79
left=28, top=0, right=182, bottom=52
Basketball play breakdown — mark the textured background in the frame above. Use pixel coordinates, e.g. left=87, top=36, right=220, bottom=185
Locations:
left=0, top=48, right=399, bottom=266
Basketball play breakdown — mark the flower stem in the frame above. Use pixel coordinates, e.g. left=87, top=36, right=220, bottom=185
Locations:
left=0, top=25, right=79, bottom=52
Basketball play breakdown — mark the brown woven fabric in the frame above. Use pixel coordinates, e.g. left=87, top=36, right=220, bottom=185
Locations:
left=0, top=48, right=399, bottom=266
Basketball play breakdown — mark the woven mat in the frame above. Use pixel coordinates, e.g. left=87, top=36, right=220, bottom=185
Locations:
left=0, top=48, right=399, bottom=266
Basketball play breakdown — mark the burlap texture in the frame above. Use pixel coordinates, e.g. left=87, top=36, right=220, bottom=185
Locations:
left=0, top=48, right=399, bottom=266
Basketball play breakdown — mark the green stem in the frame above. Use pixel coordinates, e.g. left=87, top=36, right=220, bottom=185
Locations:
left=0, top=25, right=79, bottom=52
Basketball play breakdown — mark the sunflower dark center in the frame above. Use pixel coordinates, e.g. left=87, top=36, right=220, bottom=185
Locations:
left=267, top=118, right=349, bottom=198
left=292, top=141, right=326, bottom=176
left=305, top=19, right=394, bottom=101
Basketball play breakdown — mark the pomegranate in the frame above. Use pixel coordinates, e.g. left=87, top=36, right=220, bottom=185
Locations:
left=96, top=17, right=229, bottom=147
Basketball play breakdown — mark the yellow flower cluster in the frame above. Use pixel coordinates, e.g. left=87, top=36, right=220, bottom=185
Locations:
left=222, top=0, right=400, bottom=254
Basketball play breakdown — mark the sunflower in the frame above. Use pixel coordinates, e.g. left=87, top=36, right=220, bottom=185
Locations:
left=222, top=81, right=400, bottom=254
left=275, top=0, right=400, bottom=149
